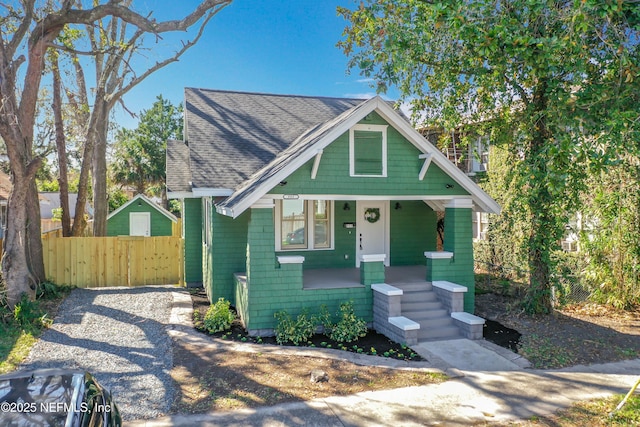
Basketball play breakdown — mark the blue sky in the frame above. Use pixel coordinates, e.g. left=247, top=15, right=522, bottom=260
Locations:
left=117, top=0, right=396, bottom=129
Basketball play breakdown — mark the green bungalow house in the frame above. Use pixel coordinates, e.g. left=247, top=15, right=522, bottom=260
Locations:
left=167, top=88, right=500, bottom=344
left=107, top=194, right=177, bottom=237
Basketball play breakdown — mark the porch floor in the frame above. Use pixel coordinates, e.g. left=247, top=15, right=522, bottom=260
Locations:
left=303, top=265, right=426, bottom=289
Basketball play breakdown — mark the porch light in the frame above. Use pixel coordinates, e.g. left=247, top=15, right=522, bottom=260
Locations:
left=343, top=202, right=351, bottom=211
left=446, top=184, right=454, bottom=189
left=394, top=202, right=402, bottom=210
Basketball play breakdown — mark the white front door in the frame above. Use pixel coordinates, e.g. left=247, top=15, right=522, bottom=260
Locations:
left=356, top=201, right=389, bottom=267
left=129, top=212, right=150, bottom=236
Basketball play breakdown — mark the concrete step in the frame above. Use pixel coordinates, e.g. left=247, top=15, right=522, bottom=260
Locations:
left=402, top=308, right=448, bottom=320
left=400, top=292, right=437, bottom=303
left=393, top=282, right=432, bottom=292
left=416, top=316, right=454, bottom=329
left=401, top=301, right=443, bottom=312
left=418, top=325, right=462, bottom=341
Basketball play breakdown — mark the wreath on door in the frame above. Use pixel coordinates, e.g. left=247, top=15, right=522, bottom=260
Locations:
left=364, top=208, right=381, bottom=223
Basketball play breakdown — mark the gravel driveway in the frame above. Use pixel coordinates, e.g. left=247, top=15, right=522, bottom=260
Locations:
left=21, top=286, right=177, bottom=421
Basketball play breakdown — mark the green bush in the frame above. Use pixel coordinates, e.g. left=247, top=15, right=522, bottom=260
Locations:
left=203, top=298, right=235, bottom=334
left=37, top=282, right=74, bottom=300
left=326, top=301, right=367, bottom=343
left=273, top=309, right=316, bottom=345
left=12, top=295, right=51, bottom=332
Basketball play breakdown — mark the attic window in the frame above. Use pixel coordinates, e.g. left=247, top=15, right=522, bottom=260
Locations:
left=349, top=124, right=388, bottom=177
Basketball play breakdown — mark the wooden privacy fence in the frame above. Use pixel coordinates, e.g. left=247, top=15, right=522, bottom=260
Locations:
left=42, top=236, right=184, bottom=288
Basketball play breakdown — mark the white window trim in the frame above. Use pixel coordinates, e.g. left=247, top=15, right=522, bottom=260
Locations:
left=275, top=200, right=335, bottom=252
left=349, top=124, right=388, bottom=177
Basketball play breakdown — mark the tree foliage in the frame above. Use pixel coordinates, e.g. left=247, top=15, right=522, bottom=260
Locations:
left=581, top=157, right=640, bottom=309
left=111, top=95, right=182, bottom=200
left=339, top=0, right=640, bottom=313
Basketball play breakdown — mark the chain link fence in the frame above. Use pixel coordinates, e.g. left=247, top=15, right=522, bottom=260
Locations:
left=474, top=242, right=592, bottom=307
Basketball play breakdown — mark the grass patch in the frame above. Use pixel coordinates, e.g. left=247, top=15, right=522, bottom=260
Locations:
left=0, top=283, right=73, bottom=374
left=489, top=394, right=640, bottom=426
left=517, top=334, right=575, bottom=369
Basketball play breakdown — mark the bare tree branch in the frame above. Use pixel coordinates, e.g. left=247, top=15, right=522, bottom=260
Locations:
left=113, top=8, right=220, bottom=103
left=7, top=0, right=34, bottom=58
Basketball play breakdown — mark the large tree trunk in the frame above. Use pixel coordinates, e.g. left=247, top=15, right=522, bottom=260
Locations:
left=523, top=79, right=555, bottom=314
left=91, top=99, right=109, bottom=237
left=3, top=172, right=38, bottom=305
left=52, top=55, right=72, bottom=237
left=26, top=179, right=45, bottom=283
left=69, top=54, right=91, bottom=237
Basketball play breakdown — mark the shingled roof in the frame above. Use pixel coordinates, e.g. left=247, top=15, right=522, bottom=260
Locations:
left=180, top=88, right=364, bottom=191
left=166, top=139, right=191, bottom=193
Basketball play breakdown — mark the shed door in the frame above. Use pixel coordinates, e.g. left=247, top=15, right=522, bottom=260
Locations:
left=130, top=212, right=150, bottom=236
left=356, top=201, right=389, bottom=267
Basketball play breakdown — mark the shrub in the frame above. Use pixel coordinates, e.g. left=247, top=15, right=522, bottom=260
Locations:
left=203, top=298, right=235, bottom=334
left=273, top=309, right=316, bottom=345
left=13, top=295, right=51, bottom=332
left=37, top=281, right=74, bottom=300
left=317, top=304, right=332, bottom=335
left=326, top=301, right=367, bottom=343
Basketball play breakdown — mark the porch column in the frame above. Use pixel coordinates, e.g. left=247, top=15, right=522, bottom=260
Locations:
left=244, top=201, right=276, bottom=332
left=360, top=254, right=386, bottom=286
left=443, top=199, right=475, bottom=313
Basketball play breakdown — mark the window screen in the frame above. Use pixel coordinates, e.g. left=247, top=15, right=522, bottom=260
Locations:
left=353, top=130, right=383, bottom=175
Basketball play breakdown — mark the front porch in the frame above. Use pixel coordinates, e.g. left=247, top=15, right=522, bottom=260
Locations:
left=303, top=265, right=427, bottom=289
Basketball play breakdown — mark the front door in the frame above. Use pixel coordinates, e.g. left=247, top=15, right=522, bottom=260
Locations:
left=356, top=201, right=389, bottom=267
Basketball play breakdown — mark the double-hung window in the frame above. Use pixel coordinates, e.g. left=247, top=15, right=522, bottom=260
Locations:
left=349, top=124, right=388, bottom=177
left=277, top=199, right=333, bottom=250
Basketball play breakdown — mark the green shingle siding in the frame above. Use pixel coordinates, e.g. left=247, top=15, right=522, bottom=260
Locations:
left=211, top=210, right=249, bottom=303
left=360, top=261, right=385, bottom=286
left=443, top=206, right=475, bottom=313
left=390, top=200, right=437, bottom=265
left=106, top=200, right=173, bottom=236
left=182, top=198, right=203, bottom=283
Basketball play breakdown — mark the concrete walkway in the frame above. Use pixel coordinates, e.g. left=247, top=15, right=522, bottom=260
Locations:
left=126, top=290, right=640, bottom=426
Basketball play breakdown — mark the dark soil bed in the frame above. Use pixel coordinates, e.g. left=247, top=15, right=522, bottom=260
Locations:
left=475, top=292, right=640, bottom=368
left=483, top=318, right=521, bottom=352
left=190, top=289, right=423, bottom=361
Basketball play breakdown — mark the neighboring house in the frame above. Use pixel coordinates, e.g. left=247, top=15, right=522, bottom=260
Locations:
left=167, top=88, right=500, bottom=341
left=106, top=194, right=177, bottom=237
left=39, top=192, right=94, bottom=233
left=420, top=129, right=491, bottom=241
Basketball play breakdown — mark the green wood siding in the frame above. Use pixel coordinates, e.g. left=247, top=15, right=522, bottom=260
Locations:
left=269, top=112, right=470, bottom=197
left=106, top=199, right=173, bottom=236
left=390, top=200, right=438, bottom=265
left=182, top=198, right=203, bottom=283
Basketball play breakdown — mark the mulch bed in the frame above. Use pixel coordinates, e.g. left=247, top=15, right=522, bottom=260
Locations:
left=190, top=289, right=423, bottom=361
